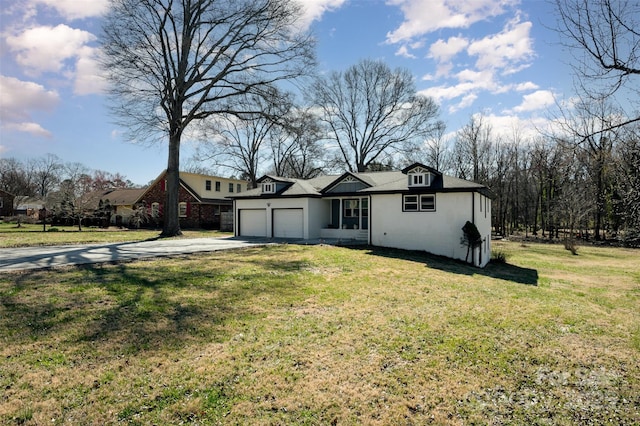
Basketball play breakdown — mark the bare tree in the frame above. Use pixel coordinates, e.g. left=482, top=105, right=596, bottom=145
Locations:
left=269, top=108, right=325, bottom=179
left=452, top=113, right=493, bottom=182
left=196, top=88, right=291, bottom=187
left=0, top=158, right=34, bottom=196
left=101, top=0, right=315, bottom=236
left=551, top=99, right=621, bottom=240
left=555, top=0, right=640, bottom=138
left=404, top=121, right=452, bottom=172
left=52, top=163, right=93, bottom=231
left=31, top=154, right=63, bottom=199
left=312, top=59, right=441, bottom=172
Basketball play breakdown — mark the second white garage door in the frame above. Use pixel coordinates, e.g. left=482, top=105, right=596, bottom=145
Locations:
left=239, top=209, right=267, bottom=237
left=273, top=208, right=303, bottom=239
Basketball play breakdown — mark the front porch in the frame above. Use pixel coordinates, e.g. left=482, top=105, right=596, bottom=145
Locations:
left=320, top=196, right=370, bottom=242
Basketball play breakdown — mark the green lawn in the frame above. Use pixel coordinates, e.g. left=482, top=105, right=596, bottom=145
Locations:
left=1, top=241, right=638, bottom=425
left=0, top=222, right=231, bottom=248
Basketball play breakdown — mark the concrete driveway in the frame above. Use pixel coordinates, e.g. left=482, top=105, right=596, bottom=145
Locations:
left=0, top=237, right=270, bottom=272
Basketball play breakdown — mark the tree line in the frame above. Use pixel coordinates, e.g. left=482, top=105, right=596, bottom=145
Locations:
left=0, top=154, right=137, bottom=229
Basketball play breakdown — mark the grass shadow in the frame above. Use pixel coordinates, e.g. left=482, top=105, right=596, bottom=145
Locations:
left=361, top=246, right=539, bottom=286
left=0, top=253, right=309, bottom=355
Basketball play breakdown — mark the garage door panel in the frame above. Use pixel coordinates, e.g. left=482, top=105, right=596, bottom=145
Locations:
left=273, top=209, right=303, bottom=238
left=239, top=209, right=267, bottom=237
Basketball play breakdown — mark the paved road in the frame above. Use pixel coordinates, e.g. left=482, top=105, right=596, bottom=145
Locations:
left=0, top=237, right=270, bottom=272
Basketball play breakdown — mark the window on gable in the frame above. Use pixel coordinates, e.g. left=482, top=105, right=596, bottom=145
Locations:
left=215, top=181, right=221, bottom=191
left=205, top=180, right=211, bottom=191
left=178, top=202, right=188, bottom=217
left=262, top=182, right=275, bottom=193
left=403, top=195, right=418, bottom=211
left=0, top=197, right=3, bottom=208
left=420, top=194, right=435, bottom=211
left=408, top=172, right=431, bottom=187
left=151, top=202, right=160, bottom=218
left=344, top=199, right=359, bottom=217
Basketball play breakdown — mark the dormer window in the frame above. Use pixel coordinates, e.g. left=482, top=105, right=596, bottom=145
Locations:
left=407, top=168, right=431, bottom=187
left=262, top=181, right=275, bottom=194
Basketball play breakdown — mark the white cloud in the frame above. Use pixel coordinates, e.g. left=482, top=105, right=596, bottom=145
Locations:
left=2, top=121, right=53, bottom=138
left=509, top=90, right=556, bottom=113
left=514, top=81, right=538, bottom=91
left=6, top=24, right=96, bottom=75
left=428, top=36, right=469, bottom=63
left=30, top=0, right=109, bottom=20
left=395, top=45, right=417, bottom=59
left=296, top=0, right=348, bottom=30
left=386, top=0, right=516, bottom=44
left=74, top=47, right=106, bottom=95
left=475, top=112, right=549, bottom=141
left=467, top=18, right=534, bottom=73
left=0, top=75, right=58, bottom=137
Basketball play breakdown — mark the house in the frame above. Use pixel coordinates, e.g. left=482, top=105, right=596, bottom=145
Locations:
left=80, top=188, right=147, bottom=226
left=0, top=189, right=15, bottom=218
left=13, top=196, right=45, bottom=220
left=138, top=171, right=248, bottom=230
left=230, top=163, right=493, bottom=267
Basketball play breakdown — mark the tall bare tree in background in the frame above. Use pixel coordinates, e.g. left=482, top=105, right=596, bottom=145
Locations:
left=555, top=0, right=640, bottom=136
left=452, top=113, right=493, bottom=183
left=101, top=0, right=315, bottom=236
left=195, top=88, right=291, bottom=188
left=312, top=59, right=441, bottom=173
left=269, top=108, right=325, bottom=179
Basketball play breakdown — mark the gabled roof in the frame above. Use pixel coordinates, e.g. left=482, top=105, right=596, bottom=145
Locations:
left=231, top=166, right=492, bottom=199
left=80, top=188, right=146, bottom=210
left=137, top=170, right=240, bottom=204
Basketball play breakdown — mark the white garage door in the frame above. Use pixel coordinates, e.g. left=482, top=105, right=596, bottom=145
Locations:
left=273, top=208, right=303, bottom=239
left=239, top=209, right=267, bottom=237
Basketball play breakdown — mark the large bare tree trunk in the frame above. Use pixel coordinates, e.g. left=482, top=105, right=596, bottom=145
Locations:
left=163, top=132, right=182, bottom=237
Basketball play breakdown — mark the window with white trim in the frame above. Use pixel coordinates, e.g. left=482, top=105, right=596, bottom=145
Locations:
left=407, top=167, right=432, bottom=187
left=403, top=195, right=418, bottom=211
left=403, top=194, right=436, bottom=212
left=151, top=202, right=160, bottom=217
left=178, top=202, right=187, bottom=217
left=420, top=194, right=435, bottom=211
left=262, top=182, right=275, bottom=193
left=344, top=199, right=359, bottom=217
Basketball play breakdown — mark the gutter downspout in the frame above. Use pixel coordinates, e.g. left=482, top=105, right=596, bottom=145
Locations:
left=368, top=195, right=372, bottom=245
left=472, top=192, right=477, bottom=267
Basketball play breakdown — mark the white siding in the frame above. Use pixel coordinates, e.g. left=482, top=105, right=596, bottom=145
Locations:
left=371, top=192, right=490, bottom=266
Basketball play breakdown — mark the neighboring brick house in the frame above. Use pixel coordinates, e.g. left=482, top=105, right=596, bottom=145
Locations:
left=0, top=189, right=15, bottom=218
left=138, top=171, right=247, bottom=230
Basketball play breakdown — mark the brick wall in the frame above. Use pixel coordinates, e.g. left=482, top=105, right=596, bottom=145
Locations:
left=141, top=178, right=231, bottom=229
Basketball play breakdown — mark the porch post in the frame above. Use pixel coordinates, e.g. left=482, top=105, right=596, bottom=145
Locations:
left=339, top=199, right=343, bottom=229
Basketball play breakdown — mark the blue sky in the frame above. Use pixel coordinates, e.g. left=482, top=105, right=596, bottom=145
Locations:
left=0, top=0, right=571, bottom=186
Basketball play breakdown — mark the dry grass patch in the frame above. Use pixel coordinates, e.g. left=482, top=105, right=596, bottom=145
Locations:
left=1, top=242, right=639, bottom=425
